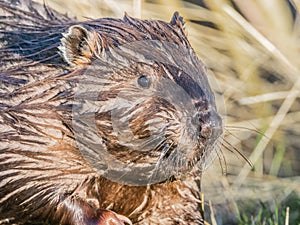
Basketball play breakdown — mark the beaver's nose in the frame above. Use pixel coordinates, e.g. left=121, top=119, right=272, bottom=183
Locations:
left=191, top=111, right=211, bottom=139
left=200, top=123, right=212, bottom=139
left=192, top=109, right=222, bottom=140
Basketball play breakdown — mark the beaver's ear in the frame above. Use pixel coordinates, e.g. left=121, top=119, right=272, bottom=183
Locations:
left=59, top=25, right=100, bottom=66
left=170, top=12, right=185, bottom=30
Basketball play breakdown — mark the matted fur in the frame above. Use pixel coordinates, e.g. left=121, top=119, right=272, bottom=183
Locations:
left=0, top=1, right=222, bottom=224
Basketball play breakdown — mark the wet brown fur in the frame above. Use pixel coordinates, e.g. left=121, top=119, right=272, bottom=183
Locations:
left=0, top=1, right=222, bottom=224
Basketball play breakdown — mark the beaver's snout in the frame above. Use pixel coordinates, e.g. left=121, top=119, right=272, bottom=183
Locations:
left=195, top=108, right=222, bottom=140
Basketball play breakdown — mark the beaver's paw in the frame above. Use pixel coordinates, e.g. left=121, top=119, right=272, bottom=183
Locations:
left=89, top=209, right=132, bottom=225
left=55, top=197, right=132, bottom=225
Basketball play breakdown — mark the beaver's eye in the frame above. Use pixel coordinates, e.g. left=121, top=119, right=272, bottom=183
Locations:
left=137, top=75, right=150, bottom=88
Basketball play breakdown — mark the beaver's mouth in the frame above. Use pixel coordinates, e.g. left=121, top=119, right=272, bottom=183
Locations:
left=159, top=124, right=223, bottom=176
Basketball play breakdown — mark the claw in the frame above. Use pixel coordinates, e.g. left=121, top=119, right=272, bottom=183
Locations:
left=114, top=213, right=132, bottom=225
left=96, top=210, right=132, bottom=225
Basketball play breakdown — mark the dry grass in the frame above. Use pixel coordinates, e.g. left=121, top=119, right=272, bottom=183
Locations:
left=34, top=0, right=300, bottom=224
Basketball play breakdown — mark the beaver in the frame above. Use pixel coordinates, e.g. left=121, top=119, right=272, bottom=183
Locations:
left=0, top=0, right=223, bottom=224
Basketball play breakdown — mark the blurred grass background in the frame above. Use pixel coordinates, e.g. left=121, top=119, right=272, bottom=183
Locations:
left=33, top=0, right=300, bottom=224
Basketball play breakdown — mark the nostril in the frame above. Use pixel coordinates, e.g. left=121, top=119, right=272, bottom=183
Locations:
left=200, top=110, right=211, bottom=122
left=192, top=110, right=211, bottom=125
left=200, top=123, right=212, bottom=139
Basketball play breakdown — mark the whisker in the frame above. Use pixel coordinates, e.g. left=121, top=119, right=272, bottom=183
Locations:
left=222, top=139, right=253, bottom=167
left=151, top=137, right=168, bottom=152
left=179, top=154, right=183, bottom=176
left=126, top=134, right=167, bottom=163
left=197, top=135, right=223, bottom=171
left=149, top=152, right=165, bottom=183
left=148, top=139, right=172, bottom=181
left=160, top=141, right=175, bottom=159
left=224, top=125, right=267, bottom=137
left=223, top=129, right=246, bottom=144
left=216, top=141, right=227, bottom=175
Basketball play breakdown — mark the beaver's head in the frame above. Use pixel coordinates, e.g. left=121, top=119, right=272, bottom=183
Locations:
left=59, top=13, right=223, bottom=185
